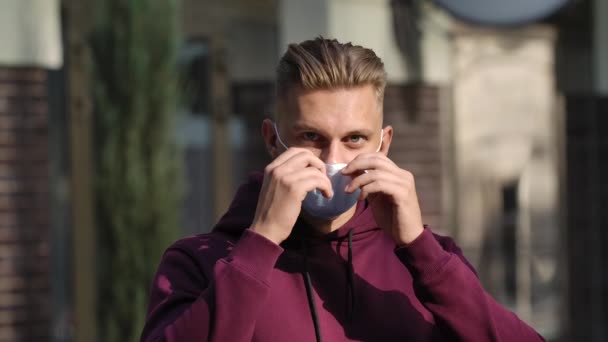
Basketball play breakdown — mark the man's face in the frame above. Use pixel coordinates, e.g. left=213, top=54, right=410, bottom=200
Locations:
left=266, top=84, right=392, bottom=164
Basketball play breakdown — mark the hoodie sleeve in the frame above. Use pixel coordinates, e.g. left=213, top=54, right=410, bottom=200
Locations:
left=395, top=228, right=545, bottom=342
left=140, top=229, right=283, bottom=342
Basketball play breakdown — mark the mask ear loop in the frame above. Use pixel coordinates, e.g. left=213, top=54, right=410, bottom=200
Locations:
left=273, top=122, right=289, bottom=150
left=362, top=129, right=385, bottom=175
left=375, top=129, right=384, bottom=152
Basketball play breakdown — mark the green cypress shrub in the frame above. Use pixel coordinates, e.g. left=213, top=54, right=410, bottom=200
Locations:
left=90, top=1, right=181, bottom=340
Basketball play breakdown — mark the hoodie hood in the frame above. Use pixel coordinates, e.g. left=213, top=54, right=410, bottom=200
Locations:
left=212, top=172, right=380, bottom=243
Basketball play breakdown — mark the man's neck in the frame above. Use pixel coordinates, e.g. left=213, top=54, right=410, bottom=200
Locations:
left=301, top=205, right=358, bottom=235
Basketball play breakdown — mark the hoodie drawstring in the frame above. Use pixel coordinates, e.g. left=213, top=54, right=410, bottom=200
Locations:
left=303, top=242, right=322, bottom=342
left=302, top=230, right=356, bottom=342
left=346, top=229, right=355, bottom=322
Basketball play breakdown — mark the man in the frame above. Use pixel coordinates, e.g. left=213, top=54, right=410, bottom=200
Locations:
left=141, top=38, right=544, bottom=341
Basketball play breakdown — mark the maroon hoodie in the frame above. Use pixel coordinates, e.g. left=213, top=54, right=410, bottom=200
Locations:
left=141, top=173, right=545, bottom=342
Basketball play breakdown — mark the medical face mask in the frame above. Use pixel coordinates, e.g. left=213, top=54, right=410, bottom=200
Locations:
left=273, top=123, right=383, bottom=219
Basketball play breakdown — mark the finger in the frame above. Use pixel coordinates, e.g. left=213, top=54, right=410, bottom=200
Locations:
left=272, top=153, right=327, bottom=178
left=285, top=168, right=334, bottom=199
left=267, top=148, right=325, bottom=174
left=279, top=150, right=327, bottom=175
left=342, top=154, right=395, bottom=174
left=266, top=147, right=314, bottom=172
left=358, top=180, right=395, bottom=201
left=344, top=170, right=379, bottom=193
left=266, top=147, right=306, bottom=171
left=358, top=171, right=415, bottom=201
left=346, top=170, right=403, bottom=193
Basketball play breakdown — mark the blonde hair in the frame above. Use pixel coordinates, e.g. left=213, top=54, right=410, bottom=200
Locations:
left=276, top=37, right=387, bottom=104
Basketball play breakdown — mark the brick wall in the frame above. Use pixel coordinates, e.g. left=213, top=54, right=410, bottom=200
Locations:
left=0, top=67, right=50, bottom=341
left=384, top=83, right=443, bottom=230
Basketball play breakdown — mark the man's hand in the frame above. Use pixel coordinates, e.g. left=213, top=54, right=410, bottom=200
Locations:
left=250, top=148, right=333, bottom=245
left=342, top=153, right=424, bottom=246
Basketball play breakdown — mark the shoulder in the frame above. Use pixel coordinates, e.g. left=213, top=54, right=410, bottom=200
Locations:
left=160, top=231, right=241, bottom=276
left=168, top=231, right=239, bottom=262
left=431, top=232, right=459, bottom=253
left=431, top=230, right=478, bottom=277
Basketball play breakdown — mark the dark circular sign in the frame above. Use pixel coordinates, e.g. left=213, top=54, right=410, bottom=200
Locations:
left=434, top=0, right=569, bottom=26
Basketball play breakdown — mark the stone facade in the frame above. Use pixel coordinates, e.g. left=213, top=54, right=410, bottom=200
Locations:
left=451, top=25, right=560, bottom=336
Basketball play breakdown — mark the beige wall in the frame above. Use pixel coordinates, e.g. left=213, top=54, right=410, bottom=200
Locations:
left=328, top=0, right=410, bottom=82
left=279, top=0, right=329, bottom=51
left=0, top=0, right=62, bottom=69
left=280, top=0, right=452, bottom=83
left=330, top=0, right=452, bottom=83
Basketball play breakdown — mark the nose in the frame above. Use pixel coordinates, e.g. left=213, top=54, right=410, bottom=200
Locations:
left=320, top=140, right=344, bottom=164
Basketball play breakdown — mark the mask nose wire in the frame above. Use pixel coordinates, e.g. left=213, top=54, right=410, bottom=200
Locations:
left=273, top=122, right=289, bottom=150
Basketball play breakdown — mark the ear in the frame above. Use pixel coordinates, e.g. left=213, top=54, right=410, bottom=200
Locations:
left=379, top=125, right=393, bottom=155
left=261, top=118, right=281, bottom=159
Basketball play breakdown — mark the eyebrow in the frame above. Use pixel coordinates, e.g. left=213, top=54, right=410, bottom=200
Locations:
left=344, top=129, right=374, bottom=136
left=291, top=123, right=322, bottom=132
left=291, top=124, right=374, bottom=136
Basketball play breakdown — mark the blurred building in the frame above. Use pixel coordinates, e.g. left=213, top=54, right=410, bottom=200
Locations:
left=0, top=0, right=607, bottom=341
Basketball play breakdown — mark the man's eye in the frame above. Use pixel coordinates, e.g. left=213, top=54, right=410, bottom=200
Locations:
left=348, top=135, right=365, bottom=143
left=303, top=132, right=320, bottom=141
